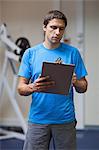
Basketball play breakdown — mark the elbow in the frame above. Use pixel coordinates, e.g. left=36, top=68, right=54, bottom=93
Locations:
left=84, top=80, right=88, bottom=93
left=76, top=88, right=87, bottom=93
left=84, top=85, right=88, bottom=93
left=84, top=83, right=88, bottom=93
left=77, top=81, right=88, bottom=93
left=79, top=87, right=87, bottom=93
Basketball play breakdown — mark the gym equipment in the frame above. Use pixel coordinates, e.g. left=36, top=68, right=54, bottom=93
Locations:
left=15, top=37, right=30, bottom=62
left=0, top=23, right=30, bottom=140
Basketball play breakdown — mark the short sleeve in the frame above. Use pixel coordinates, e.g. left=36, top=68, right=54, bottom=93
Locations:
left=73, top=49, right=88, bottom=79
left=18, top=49, right=31, bottom=79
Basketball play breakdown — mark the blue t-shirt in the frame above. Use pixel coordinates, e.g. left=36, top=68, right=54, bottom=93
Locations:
left=18, top=43, right=87, bottom=124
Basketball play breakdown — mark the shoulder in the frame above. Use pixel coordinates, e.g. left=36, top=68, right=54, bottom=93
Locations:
left=61, top=43, right=82, bottom=62
left=23, top=43, right=42, bottom=57
left=61, top=43, right=78, bottom=53
left=27, top=43, right=42, bottom=53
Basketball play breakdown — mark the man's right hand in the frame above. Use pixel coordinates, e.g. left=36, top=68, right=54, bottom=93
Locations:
left=30, top=76, right=55, bottom=92
left=17, top=76, right=55, bottom=96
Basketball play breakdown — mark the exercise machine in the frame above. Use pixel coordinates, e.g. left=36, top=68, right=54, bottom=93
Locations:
left=0, top=23, right=30, bottom=140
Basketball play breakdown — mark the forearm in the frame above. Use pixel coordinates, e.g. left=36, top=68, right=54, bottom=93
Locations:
left=73, top=78, right=88, bottom=93
left=17, top=76, right=55, bottom=96
left=17, top=83, right=34, bottom=96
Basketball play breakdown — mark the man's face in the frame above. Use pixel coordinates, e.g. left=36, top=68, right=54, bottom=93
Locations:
left=43, top=18, right=65, bottom=45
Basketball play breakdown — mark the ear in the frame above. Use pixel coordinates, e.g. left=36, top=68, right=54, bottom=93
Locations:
left=43, top=25, right=46, bottom=32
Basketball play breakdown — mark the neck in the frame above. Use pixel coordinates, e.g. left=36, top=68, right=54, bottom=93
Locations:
left=43, top=41, right=60, bottom=50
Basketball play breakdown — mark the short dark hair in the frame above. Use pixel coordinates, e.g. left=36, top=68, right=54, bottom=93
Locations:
left=43, top=10, right=67, bottom=27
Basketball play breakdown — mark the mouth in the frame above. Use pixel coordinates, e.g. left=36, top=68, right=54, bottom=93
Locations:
left=52, top=37, right=59, bottom=40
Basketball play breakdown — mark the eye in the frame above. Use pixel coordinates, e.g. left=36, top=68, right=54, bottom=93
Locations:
left=59, top=27, right=65, bottom=31
left=50, top=26, right=65, bottom=31
left=50, top=26, right=58, bottom=30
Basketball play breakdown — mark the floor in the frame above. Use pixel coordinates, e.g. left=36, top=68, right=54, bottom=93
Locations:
left=76, top=129, right=99, bottom=150
left=0, top=129, right=99, bottom=150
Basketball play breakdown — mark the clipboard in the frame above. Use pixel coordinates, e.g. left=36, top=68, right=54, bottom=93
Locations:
left=41, top=62, right=75, bottom=95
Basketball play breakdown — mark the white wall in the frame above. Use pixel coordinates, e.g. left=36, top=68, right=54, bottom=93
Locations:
left=0, top=1, right=4, bottom=70
left=0, top=2, right=1, bottom=23
left=85, top=1, right=99, bottom=126
left=1, top=1, right=53, bottom=46
left=61, top=0, right=99, bottom=127
left=61, top=1, right=77, bottom=46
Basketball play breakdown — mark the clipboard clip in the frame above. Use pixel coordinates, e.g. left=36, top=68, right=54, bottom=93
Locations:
left=55, top=57, right=63, bottom=64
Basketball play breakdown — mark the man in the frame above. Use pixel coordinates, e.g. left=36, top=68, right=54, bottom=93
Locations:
left=18, top=10, right=88, bottom=150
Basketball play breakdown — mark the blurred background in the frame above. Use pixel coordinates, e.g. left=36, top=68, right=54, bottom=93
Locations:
left=0, top=0, right=99, bottom=149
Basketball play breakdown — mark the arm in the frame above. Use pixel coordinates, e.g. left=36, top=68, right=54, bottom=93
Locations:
left=17, top=76, right=55, bottom=96
left=72, top=74, right=88, bottom=93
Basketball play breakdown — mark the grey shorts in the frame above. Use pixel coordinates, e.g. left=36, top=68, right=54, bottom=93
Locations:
left=23, top=121, right=76, bottom=150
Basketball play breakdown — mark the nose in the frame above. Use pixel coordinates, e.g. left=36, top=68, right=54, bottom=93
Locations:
left=55, top=28, right=60, bottom=35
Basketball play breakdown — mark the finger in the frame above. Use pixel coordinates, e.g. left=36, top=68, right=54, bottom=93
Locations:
left=36, top=84, right=55, bottom=92
left=27, top=83, right=38, bottom=93
left=35, top=81, right=55, bottom=87
left=35, top=76, right=50, bottom=83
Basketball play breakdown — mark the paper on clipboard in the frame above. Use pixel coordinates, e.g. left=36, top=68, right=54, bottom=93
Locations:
left=41, top=62, right=75, bottom=95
